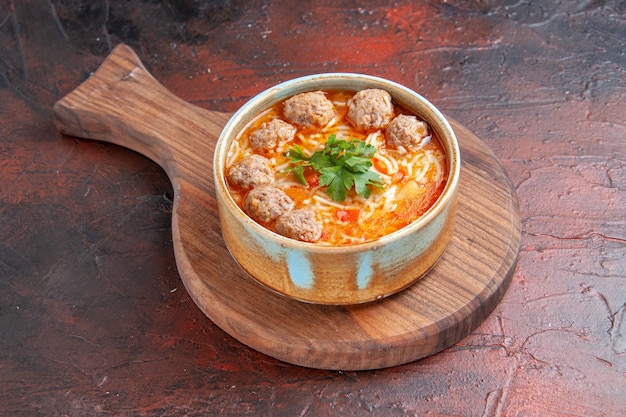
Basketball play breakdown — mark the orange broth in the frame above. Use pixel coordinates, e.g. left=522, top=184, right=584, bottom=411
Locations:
left=225, top=90, right=448, bottom=245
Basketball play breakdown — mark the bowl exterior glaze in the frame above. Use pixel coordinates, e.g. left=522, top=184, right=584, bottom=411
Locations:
left=213, top=73, right=460, bottom=305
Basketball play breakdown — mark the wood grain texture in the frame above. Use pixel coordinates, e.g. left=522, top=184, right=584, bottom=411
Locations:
left=4, top=1, right=625, bottom=414
left=53, top=45, right=520, bottom=370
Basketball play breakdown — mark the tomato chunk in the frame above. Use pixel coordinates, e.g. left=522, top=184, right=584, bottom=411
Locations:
left=392, top=170, right=406, bottom=184
left=302, top=167, right=319, bottom=187
left=306, top=173, right=319, bottom=187
left=336, top=208, right=360, bottom=222
left=373, top=158, right=388, bottom=174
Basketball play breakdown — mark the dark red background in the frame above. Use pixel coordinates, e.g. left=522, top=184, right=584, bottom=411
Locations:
left=1, top=1, right=624, bottom=416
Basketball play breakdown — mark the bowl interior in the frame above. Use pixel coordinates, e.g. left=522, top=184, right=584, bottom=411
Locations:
left=214, top=73, right=460, bottom=252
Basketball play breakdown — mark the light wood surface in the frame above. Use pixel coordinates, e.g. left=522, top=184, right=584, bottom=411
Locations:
left=53, top=44, right=521, bottom=370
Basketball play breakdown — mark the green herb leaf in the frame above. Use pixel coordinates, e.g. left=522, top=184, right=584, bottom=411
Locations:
left=285, top=135, right=384, bottom=202
left=285, top=145, right=309, bottom=185
left=354, top=169, right=384, bottom=198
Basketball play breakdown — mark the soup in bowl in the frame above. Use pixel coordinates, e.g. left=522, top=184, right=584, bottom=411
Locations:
left=213, top=73, right=460, bottom=304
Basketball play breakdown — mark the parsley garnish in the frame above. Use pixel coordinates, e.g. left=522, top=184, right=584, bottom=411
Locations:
left=285, top=134, right=384, bottom=202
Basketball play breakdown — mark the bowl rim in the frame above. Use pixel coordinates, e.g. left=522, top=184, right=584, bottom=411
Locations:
left=213, top=72, right=460, bottom=254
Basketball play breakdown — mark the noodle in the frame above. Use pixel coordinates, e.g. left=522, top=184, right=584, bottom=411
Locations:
left=312, top=194, right=355, bottom=210
left=373, top=153, right=397, bottom=176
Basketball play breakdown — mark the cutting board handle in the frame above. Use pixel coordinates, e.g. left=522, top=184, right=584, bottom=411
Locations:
left=52, top=44, right=229, bottom=180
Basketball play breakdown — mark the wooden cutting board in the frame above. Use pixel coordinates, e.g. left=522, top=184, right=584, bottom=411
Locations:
left=53, top=44, right=521, bottom=370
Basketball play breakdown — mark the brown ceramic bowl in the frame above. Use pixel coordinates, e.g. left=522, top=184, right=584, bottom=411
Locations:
left=213, top=73, right=460, bottom=305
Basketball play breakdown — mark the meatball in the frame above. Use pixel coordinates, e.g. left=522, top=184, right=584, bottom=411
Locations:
left=228, top=154, right=274, bottom=189
left=347, top=88, right=394, bottom=131
left=275, top=209, right=323, bottom=242
left=283, top=91, right=335, bottom=127
left=244, top=186, right=295, bottom=223
left=386, top=114, right=430, bottom=152
left=249, top=119, right=297, bottom=151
